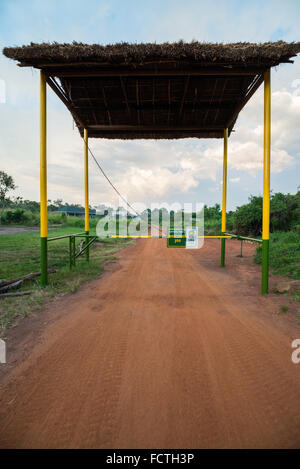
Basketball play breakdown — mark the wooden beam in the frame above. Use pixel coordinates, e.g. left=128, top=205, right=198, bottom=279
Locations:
left=178, top=76, right=190, bottom=122
left=18, top=58, right=293, bottom=69
left=63, top=80, right=72, bottom=101
left=203, top=79, right=218, bottom=124
left=84, top=80, right=97, bottom=124
left=72, top=95, right=244, bottom=103
left=44, top=67, right=266, bottom=78
left=168, top=79, right=171, bottom=126
left=102, top=86, right=112, bottom=125
left=46, top=77, right=85, bottom=129
left=87, top=125, right=225, bottom=131
left=214, top=78, right=228, bottom=123
left=87, top=129, right=225, bottom=138
left=120, top=77, right=131, bottom=119
left=152, top=79, right=155, bottom=124
left=226, top=74, right=264, bottom=128
left=72, top=102, right=236, bottom=112
left=192, top=86, right=198, bottom=114
left=136, top=80, right=140, bottom=125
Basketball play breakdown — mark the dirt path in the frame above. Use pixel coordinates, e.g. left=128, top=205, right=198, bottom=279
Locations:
left=0, top=239, right=300, bottom=448
left=0, top=226, right=56, bottom=235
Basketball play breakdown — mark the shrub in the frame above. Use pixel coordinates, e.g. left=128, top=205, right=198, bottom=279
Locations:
left=254, top=231, right=300, bottom=279
left=65, top=216, right=85, bottom=228
left=1, top=208, right=29, bottom=224
left=48, top=213, right=65, bottom=225
left=233, top=191, right=300, bottom=236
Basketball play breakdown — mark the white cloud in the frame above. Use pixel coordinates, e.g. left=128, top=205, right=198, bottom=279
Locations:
left=117, top=167, right=199, bottom=199
left=1, top=1, right=300, bottom=209
left=1, top=84, right=298, bottom=206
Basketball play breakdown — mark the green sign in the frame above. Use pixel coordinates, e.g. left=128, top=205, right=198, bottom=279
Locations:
left=167, top=237, right=186, bottom=247
left=167, top=229, right=186, bottom=248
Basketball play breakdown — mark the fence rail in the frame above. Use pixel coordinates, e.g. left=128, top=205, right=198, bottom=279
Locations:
left=47, top=232, right=97, bottom=268
left=225, top=233, right=262, bottom=243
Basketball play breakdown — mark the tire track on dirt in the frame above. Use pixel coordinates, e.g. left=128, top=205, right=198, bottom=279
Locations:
left=0, top=239, right=300, bottom=448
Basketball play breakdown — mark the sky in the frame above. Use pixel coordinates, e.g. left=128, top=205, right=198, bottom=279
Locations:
left=0, top=0, right=300, bottom=211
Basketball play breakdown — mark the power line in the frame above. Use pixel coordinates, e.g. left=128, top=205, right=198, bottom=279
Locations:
left=87, top=145, right=141, bottom=217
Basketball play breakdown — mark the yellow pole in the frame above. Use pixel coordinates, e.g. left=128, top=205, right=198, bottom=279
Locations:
left=40, top=71, right=47, bottom=286
left=262, top=69, right=271, bottom=293
left=221, top=128, right=228, bottom=266
left=84, top=128, right=89, bottom=260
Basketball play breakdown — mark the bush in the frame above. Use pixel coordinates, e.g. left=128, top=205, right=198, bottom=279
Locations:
left=65, top=216, right=85, bottom=228
left=233, top=191, right=300, bottom=236
left=234, top=196, right=262, bottom=236
left=48, top=213, right=65, bottom=225
left=204, top=204, right=221, bottom=219
left=1, top=208, right=30, bottom=224
left=254, top=231, right=300, bottom=279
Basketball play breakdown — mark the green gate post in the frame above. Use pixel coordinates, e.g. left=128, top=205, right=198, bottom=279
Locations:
left=41, top=237, right=48, bottom=286
left=262, top=239, right=269, bottom=293
left=148, top=208, right=151, bottom=237
left=170, top=210, right=174, bottom=235
left=192, top=211, right=196, bottom=228
left=84, top=128, right=90, bottom=262
left=40, top=72, right=48, bottom=286
left=221, top=238, right=226, bottom=267
left=69, top=236, right=73, bottom=268
left=262, top=69, right=271, bottom=294
left=72, top=236, right=76, bottom=266
left=221, top=128, right=228, bottom=267
left=116, top=210, right=119, bottom=237
left=159, top=209, right=162, bottom=238
left=85, top=231, right=89, bottom=261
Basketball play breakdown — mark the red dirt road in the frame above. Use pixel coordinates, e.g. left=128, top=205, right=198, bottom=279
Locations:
left=0, top=239, right=300, bottom=448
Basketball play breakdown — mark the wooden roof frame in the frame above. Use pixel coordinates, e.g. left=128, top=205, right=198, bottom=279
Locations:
left=3, top=41, right=300, bottom=291
left=44, top=67, right=265, bottom=139
left=3, top=41, right=300, bottom=139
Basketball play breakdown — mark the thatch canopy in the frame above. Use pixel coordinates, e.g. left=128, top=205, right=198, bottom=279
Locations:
left=3, top=41, right=300, bottom=139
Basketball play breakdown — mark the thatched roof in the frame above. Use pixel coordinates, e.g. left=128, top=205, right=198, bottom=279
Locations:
left=3, top=41, right=300, bottom=67
left=3, top=41, right=300, bottom=139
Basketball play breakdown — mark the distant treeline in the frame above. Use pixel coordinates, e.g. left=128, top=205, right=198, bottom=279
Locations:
left=4, top=198, right=76, bottom=212
left=1, top=191, right=299, bottom=237
left=206, top=191, right=300, bottom=236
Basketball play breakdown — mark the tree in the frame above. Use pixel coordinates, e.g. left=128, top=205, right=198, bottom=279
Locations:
left=234, top=195, right=263, bottom=236
left=204, top=203, right=221, bottom=220
left=0, top=171, right=16, bottom=224
left=233, top=191, right=300, bottom=236
left=53, top=198, right=63, bottom=209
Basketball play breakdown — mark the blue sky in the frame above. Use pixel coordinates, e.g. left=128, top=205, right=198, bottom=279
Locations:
left=0, top=0, right=300, bottom=210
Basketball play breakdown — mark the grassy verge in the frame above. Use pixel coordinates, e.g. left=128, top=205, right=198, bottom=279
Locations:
left=0, top=226, right=133, bottom=333
left=254, top=231, right=300, bottom=280
left=204, top=218, right=221, bottom=235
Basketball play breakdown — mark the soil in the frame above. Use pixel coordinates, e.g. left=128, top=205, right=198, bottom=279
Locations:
left=0, top=226, right=57, bottom=235
left=0, top=239, right=299, bottom=448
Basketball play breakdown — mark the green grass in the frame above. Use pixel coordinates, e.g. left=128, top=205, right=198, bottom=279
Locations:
left=204, top=218, right=222, bottom=235
left=291, top=292, right=300, bottom=302
left=0, top=225, right=133, bottom=332
left=254, top=231, right=300, bottom=280
left=204, top=215, right=234, bottom=235
left=0, top=226, right=83, bottom=279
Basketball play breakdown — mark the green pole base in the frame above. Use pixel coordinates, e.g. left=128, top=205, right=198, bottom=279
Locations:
left=159, top=211, right=162, bottom=238
left=41, top=236, right=48, bottom=287
left=73, top=236, right=76, bottom=266
left=261, top=239, right=269, bottom=294
left=221, top=237, right=226, bottom=267
left=86, top=230, right=89, bottom=261
left=69, top=236, right=72, bottom=269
